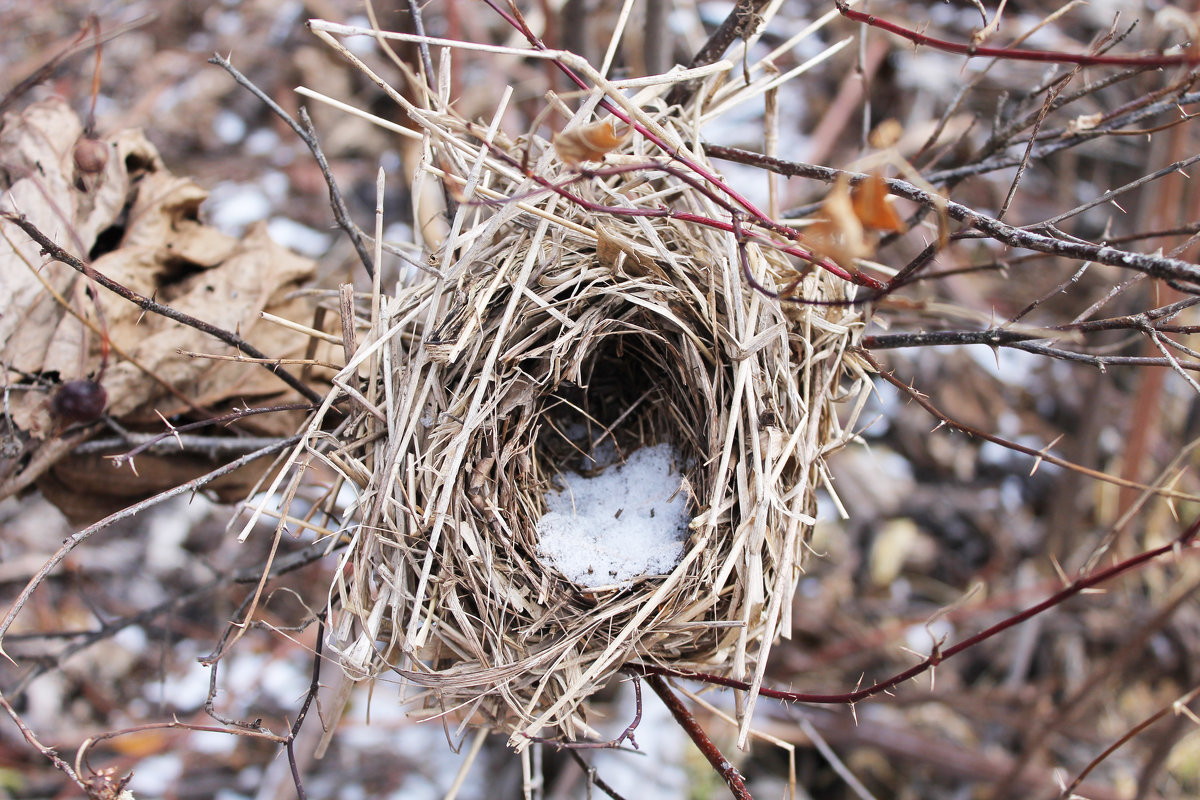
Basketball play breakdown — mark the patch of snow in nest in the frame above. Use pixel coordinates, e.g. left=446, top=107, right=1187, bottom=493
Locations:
left=536, top=443, right=689, bottom=587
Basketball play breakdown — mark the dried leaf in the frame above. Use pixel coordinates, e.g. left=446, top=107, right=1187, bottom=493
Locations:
left=806, top=175, right=870, bottom=268
left=1065, top=111, right=1103, bottom=136
left=807, top=172, right=905, bottom=267
left=595, top=224, right=662, bottom=277
left=552, top=118, right=632, bottom=165
left=852, top=172, right=906, bottom=234
left=868, top=118, right=904, bottom=150
left=0, top=99, right=333, bottom=517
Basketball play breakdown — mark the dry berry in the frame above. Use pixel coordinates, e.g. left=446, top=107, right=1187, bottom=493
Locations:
left=50, top=379, right=107, bottom=424
left=73, top=136, right=109, bottom=176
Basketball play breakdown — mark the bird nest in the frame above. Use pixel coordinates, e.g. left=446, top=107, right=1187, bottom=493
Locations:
left=269, top=25, right=872, bottom=747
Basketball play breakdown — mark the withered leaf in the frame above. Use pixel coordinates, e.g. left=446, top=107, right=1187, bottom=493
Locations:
left=552, top=118, right=632, bottom=166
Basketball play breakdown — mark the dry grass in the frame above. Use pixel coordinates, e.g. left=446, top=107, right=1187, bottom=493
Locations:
left=251, top=16, right=872, bottom=748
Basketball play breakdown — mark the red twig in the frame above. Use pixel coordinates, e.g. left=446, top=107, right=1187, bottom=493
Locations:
left=644, top=674, right=752, bottom=800
left=835, top=1, right=1196, bottom=68
left=475, top=0, right=889, bottom=293
left=631, top=514, right=1200, bottom=705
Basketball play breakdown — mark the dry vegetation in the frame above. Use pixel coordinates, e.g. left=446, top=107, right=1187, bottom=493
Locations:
left=5, top=2, right=1200, bottom=799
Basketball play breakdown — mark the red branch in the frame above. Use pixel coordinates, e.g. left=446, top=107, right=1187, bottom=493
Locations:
left=475, top=0, right=890, bottom=294
left=835, top=1, right=1196, bottom=68
left=631, top=515, right=1200, bottom=704
left=644, top=674, right=752, bottom=800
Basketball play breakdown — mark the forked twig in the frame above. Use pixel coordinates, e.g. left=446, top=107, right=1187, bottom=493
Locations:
left=644, top=674, right=752, bottom=800
left=208, top=54, right=375, bottom=278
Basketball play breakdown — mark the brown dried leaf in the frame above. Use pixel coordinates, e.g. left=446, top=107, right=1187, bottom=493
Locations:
left=806, top=175, right=871, bottom=268
left=552, top=118, right=632, bottom=165
left=0, top=99, right=332, bottom=518
left=852, top=172, right=906, bottom=234
left=807, top=172, right=905, bottom=268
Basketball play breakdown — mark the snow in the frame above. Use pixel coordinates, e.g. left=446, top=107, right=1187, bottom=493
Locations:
left=535, top=443, right=690, bottom=588
left=127, top=753, right=183, bottom=796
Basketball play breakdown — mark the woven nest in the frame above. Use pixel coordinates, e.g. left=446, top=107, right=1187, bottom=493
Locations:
left=286, top=37, right=871, bottom=746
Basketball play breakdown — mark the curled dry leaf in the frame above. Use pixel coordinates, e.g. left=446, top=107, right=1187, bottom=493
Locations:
left=0, top=98, right=333, bottom=521
left=852, top=172, right=907, bottom=234
left=806, top=172, right=906, bottom=269
left=552, top=117, right=632, bottom=165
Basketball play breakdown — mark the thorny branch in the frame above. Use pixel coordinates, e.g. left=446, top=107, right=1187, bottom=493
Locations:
left=0, top=434, right=303, bottom=657
left=208, top=54, right=376, bottom=279
left=858, top=348, right=1200, bottom=499
left=834, top=1, right=1200, bottom=67
left=630, top=512, right=1200, bottom=705
left=644, top=673, right=752, bottom=800
left=700, top=149, right=1200, bottom=292
left=1, top=212, right=325, bottom=404
left=3, top=534, right=340, bottom=699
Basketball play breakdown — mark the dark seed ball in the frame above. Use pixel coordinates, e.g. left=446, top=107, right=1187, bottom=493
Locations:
left=51, top=379, right=108, bottom=424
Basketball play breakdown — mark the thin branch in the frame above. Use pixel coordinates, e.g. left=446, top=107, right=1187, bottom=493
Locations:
left=630, top=514, right=1200, bottom=704
left=1057, top=685, right=1200, bottom=799
left=566, top=750, right=631, bottom=800
left=1, top=212, right=324, bottom=404
left=666, top=0, right=771, bottom=107
left=835, top=1, right=1198, bottom=67
left=0, top=435, right=303, bottom=659
left=700, top=151, right=1200, bottom=291
left=2, top=535, right=341, bottom=699
left=644, top=674, right=752, bottom=800
left=207, top=54, right=375, bottom=278
left=94, top=402, right=316, bottom=465
left=0, top=691, right=83, bottom=789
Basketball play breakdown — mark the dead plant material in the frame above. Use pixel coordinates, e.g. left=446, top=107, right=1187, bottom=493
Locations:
left=277, top=24, right=872, bottom=748
left=552, top=117, right=632, bottom=165
left=0, top=98, right=332, bottom=520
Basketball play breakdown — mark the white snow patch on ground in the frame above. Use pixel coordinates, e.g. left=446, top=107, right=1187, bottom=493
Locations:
left=536, top=443, right=690, bottom=587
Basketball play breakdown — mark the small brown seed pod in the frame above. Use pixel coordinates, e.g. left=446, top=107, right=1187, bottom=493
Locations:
left=73, top=135, right=109, bottom=176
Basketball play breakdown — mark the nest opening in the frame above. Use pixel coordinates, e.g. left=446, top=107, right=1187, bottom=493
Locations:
left=535, top=326, right=700, bottom=473
left=520, top=324, right=707, bottom=590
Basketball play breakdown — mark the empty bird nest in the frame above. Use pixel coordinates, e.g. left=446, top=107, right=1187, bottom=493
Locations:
left=260, top=20, right=873, bottom=747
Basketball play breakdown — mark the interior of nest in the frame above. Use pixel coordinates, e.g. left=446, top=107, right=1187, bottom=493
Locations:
left=520, top=314, right=711, bottom=585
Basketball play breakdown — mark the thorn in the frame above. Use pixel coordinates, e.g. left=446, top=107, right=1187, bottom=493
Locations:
left=1109, top=198, right=1126, bottom=214
left=1050, top=553, right=1070, bottom=587
left=1031, top=434, right=1063, bottom=475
